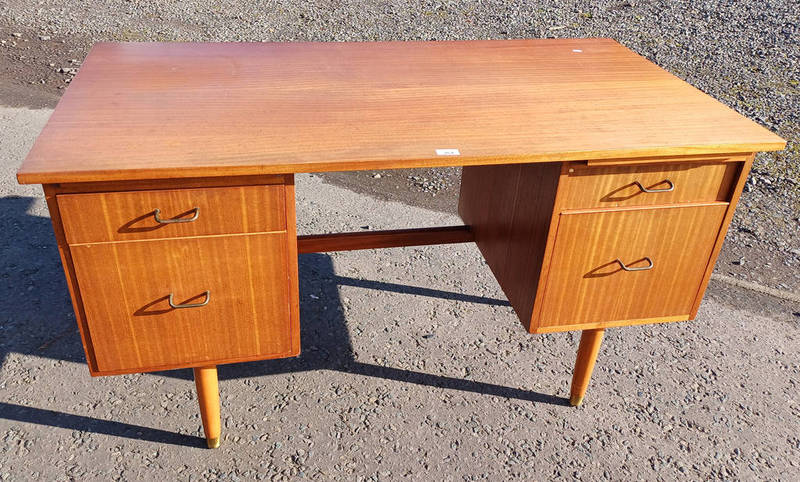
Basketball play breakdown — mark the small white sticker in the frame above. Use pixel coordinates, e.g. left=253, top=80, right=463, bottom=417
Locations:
left=572, top=49, right=583, bottom=53
left=436, top=148, right=460, bottom=156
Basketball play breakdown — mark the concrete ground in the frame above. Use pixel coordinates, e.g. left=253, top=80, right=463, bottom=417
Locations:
left=0, top=105, right=798, bottom=480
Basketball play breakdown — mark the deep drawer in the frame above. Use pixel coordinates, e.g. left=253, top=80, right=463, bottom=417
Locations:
left=70, top=233, right=296, bottom=373
left=560, top=162, right=739, bottom=209
left=58, top=185, right=286, bottom=244
left=537, top=204, right=728, bottom=331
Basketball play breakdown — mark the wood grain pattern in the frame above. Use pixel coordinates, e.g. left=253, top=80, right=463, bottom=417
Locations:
left=690, top=156, right=755, bottom=317
left=58, top=185, right=286, bottom=244
left=528, top=163, right=572, bottom=332
left=569, top=328, right=605, bottom=406
left=458, top=164, right=523, bottom=290
left=585, top=153, right=747, bottom=167
left=17, top=39, right=784, bottom=184
left=42, top=184, right=100, bottom=373
left=458, top=163, right=562, bottom=330
left=534, top=314, right=689, bottom=334
left=48, top=174, right=286, bottom=194
left=297, top=226, right=474, bottom=253
left=194, top=366, right=221, bottom=449
left=536, top=204, right=727, bottom=331
left=560, top=161, right=738, bottom=209
left=70, top=233, right=296, bottom=374
left=283, top=176, right=301, bottom=357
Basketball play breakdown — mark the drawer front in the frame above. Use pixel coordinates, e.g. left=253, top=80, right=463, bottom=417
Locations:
left=58, top=185, right=286, bottom=244
left=560, top=162, right=738, bottom=209
left=70, top=233, right=295, bottom=373
left=538, top=204, right=727, bottom=330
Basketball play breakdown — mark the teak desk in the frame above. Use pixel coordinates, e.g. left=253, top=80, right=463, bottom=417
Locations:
left=17, top=39, right=785, bottom=448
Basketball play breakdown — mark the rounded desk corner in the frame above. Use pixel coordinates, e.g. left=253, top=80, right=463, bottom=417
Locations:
left=15, top=170, right=32, bottom=185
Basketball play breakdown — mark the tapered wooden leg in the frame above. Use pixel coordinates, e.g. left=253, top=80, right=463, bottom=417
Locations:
left=194, top=365, right=221, bottom=448
left=570, top=329, right=605, bottom=407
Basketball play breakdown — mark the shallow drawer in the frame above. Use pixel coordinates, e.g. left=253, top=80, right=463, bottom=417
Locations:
left=58, top=185, right=286, bottom=244
left=70, top=233, right=296, bottom=373
left=537, top=204, right=727, bottom=331
left=560, top=162, right=738, bottom=209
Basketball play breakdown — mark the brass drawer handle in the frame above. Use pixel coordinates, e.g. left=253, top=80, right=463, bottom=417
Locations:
left=634, top=179, right=674, bottom=193
left=153, top=207, right=199, bottom=224
left=616, top=257, right=653, bottom=271
left=168, top=290, right=210, bottom=309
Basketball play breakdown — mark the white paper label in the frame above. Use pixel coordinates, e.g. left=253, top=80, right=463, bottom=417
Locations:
left=435, top=149, right=460, bottom=156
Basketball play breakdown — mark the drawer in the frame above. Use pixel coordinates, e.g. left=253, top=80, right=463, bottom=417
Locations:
left=70, top=233, right=296, bottom=373
left=58, top=185, right=286, bottom=244
left=560, top=162, right=739, bottom=209
left=537, top=204, right=727, bottom=331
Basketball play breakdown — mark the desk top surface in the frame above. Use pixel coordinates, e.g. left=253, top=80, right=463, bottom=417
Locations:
left=18, top=39, right=785, bottom=184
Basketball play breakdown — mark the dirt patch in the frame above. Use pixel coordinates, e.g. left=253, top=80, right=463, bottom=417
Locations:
left=0, top=25, right=91, bottom=108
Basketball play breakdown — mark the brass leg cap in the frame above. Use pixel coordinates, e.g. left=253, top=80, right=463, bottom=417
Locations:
left=570, top=394, right=584, bottom=407
left=206, top=437, right=220, bottom=449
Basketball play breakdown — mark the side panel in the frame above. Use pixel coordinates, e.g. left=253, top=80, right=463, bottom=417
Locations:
left=283, top=175, right=301, bottom=357
left=458, top=163, right=561, bottom=330
left=689, top=156, right=755, bottom=317
left=42, top=184, right=100, bottom=373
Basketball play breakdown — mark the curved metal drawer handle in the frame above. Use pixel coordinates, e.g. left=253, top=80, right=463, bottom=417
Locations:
left=153, top=207, right=199, bottom=224
left=634, top=179, right=674, bottom=193
left=616, top=257, right=654, bottom=271
left=168, top=290, right=210, bottom=309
